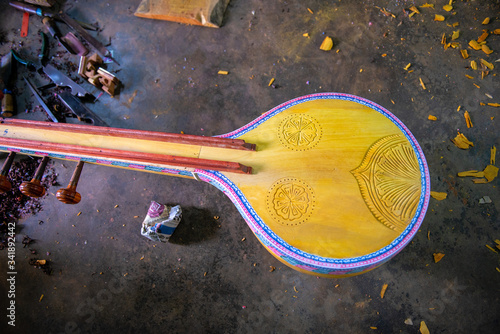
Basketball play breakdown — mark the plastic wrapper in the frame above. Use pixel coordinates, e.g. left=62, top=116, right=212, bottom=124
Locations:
left=141, top=201, right=182, bottom=242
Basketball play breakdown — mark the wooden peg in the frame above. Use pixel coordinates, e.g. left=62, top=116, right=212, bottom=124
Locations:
left=56, top=161, right=84, bottom=204
left=19, top=156, right=49, bottom=198
left=0, top=152, right=16, bottom=193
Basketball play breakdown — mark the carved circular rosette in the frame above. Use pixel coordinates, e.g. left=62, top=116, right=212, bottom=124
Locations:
left=266, top=178, right=315, bottom=226
left=277, top=114, right=322, bottom=151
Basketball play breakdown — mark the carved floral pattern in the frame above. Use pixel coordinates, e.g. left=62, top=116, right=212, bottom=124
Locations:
left=278, top=114, right=322, bottom=151
left=351, top=135, right=421, bottom=233
left=267, top=178, right=315, bottom=226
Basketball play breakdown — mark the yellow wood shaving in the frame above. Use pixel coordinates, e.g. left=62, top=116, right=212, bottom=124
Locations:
left=420, top=321, right=430, bottom=334
left=420, top=3, right=434, bottom=8
left=487, top=103, right=500, bottom=107
left=470, top=60, right=477, bottom=70
left=409, top=6, right=420, bottom=14
left=482, top=17, right=490, bottom=25
left=431, top=191, right=447, bottom=200
left=452, top=30, right=459, bottom=40
left=404, top=63, right=411, bottom=70
left=465, top=74, right=474, bottom=79
left=434, top=14, right=445, bottom=21
left=458, top=170, right=484, bottom=177
left=491, top=146, right=496, bottom=165
left=474, top=83, right=480, bottom=89
left=303, top=33, right=309, bottom=37
left=443, top=4, right=453, bottom=11
left=483, top=165, right=499, bottom=182
left=452, top=132, right=473, bottom=149
left=419, top=77, right=426, bottom=90
left=472, top=178, right=488, bottom=184
left=39, top=294, right=44, bottom=302
left=477, top=30, right=489, bottom=43
left=218, top=70, right=228, bottom=75
left=481, top=45, right=493, bottom=54
left=307, top=8, right=313, bottom=14
left=460, top=49, right=469, bottom=59
left=441, top=33, right=446, bottom=45
left=433, top=253, right=445, bottom=263
left=494, top=29, right=500, bottom=35
left=486, top=245, right=498, bottom=253
left=380, top=283, right=388, bottom=298
left=268, top=78, right=275, bottom=86
left=469, top=40, right=481, bottom=50
left=319, top=36, right=333, bottom=51
left=428, top=115, right=437, bottom=121
left=464, top=110, right=473, bottom=128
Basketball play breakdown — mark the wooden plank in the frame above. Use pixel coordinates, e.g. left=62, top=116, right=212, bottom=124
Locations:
left=134, top=0, right=231, bottom=28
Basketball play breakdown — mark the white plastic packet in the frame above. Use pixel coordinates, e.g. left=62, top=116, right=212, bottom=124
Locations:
left=141, top=201, right=182, bottom=242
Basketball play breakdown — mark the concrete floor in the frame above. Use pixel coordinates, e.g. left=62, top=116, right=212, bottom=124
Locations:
left=1, top=0, right=499, bottom=333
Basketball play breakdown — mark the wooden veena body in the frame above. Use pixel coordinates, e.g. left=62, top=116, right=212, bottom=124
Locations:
left=0, top=93, right=430, bottom=277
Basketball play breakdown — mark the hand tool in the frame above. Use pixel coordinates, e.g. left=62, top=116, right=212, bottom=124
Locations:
left=41, top=16, right=81, bottom=55
left=1, top=52, right=15, bottom=117
left=23, top=76, right=59, bottom=122
left=57, top=12, right=119, bottom=65
left=9, top=1, right=117, bottom=64
left=42, top=64, right=92, bottom=98
left=9, top=1, right=98, bottom=30
left=57, top=91, right=107, bottom=126
left=38, top=31, right=49, bottom=64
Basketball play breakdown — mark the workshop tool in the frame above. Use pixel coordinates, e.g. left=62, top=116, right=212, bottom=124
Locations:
left=57, top=91, right=107, bottom=126
left=42, top=64, right=92, bottom=98
left=9, top=1, right=118, bottom=64
left=24, top=76, right=59, bottom=122
left=21, top=11, right=30, bottom=37
left=42, top=16, right=86, bottom=55
left=1, top=52, right=15, bottom=117
left=38, top=31, right=49, bottom=64
left=14, top=47, right=106, bottom=125
left=0, top=93, right=430, bottom=278
left=57, top=12, right=119, bottom=65
left=11, top=49, right=38, bottom=71
left=79, top=54, right=120, bottom=97
left=9, top=1, right=98, bottom=30
left=12, top=49, right=90, bottom=93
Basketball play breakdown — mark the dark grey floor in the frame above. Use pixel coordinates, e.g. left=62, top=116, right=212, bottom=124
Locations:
left=1, top=0, right=499, bottom=333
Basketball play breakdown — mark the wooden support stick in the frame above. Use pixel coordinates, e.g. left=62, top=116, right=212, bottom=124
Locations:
left=1, top=137, right=252, bottom=174
left=0, top=118, right=256, bottom=151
